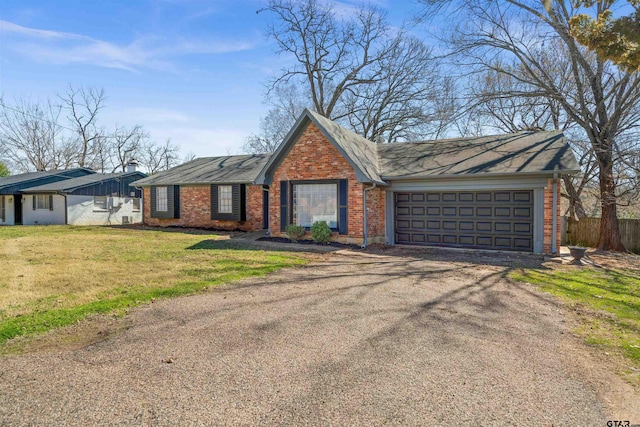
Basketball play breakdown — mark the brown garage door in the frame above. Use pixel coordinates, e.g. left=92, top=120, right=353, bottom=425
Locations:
left=395, top=191, right=534, bottom=251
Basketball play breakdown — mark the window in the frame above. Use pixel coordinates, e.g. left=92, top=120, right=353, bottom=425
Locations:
left=94, top=196, right=107, bottom=210
left=156, top=186, right=168, bottom=212
left=218, top=185, right=233, bottom=213
left=0, top=196, right=5, bottom=223
left=132, top=198, right=141, bottom=211
left=35, top=194, right=51, bottom=210
left=293, top=183, right=338, bottom=228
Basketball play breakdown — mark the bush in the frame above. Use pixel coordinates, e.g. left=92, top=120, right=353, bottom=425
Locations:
left=311, top=221, right=331, bottom=244
left=285, top=224, right=306, bottom=241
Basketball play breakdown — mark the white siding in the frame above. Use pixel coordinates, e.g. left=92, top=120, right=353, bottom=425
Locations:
left=66, top=195, right=143, bottom=225
left=0, top=195, right=16, bottom=225
left=22, top=194, right=66, bottom=225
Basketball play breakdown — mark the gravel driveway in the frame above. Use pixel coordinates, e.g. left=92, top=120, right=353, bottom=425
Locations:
left=0, top=247, right=631, bottom=425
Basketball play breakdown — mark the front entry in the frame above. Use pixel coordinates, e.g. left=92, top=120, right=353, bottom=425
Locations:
left=14, top=194, right=22, bottom=225
left=394, top=190, right=534, bottom=251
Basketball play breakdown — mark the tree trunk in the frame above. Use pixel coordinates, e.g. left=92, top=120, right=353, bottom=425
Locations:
left=597, top=157, right=626, bottom=251
left=562, top=175, right=587, bottom=219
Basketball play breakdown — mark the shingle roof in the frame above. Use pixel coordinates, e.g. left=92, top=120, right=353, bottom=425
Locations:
left=131, top=154, right=271, bottom=187
left=377, top=131, right=580, bottom=179
left=23, top=171, right=147, bottom=192
left=256, top=109, right=384, bottom=185
left=305, top=110, right=383, bottom=183
left=0, top=168, right=94, bottom=188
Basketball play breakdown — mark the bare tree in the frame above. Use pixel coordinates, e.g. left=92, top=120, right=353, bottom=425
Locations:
left=0, top=97, right=66, bottom=172
left=420, top=0, right=640, bottom=251
left=139, top=138, right=180, bottom=174
left=109, top=125, right=147, bottom=172
left=257, top=0, right=451, bottom=147
left=60, top=85, right=106, bottom=169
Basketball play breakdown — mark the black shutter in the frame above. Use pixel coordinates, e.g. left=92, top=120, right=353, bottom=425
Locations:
left=211, top=185, right=219, bottom=219
left=0, top=196, right=4, bottom=223
left=49, top=194, right=54, bottom=211
left=211, top=184, right=244, bottom=221
left=173, top=185, right=180, bottom=219
left=339, top=179, right=348, bottom=235
left=239, top=184, right=246, bottom=221
left=150, top=187, right=157, bottom=218
left=280, top=180, right=288, bottom=231
left=33, top=195, right=36, bottom=210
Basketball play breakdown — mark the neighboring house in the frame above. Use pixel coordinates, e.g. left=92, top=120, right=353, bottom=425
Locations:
left=0, top=168, right=94, bottom=225
left=133, top=109, right=579, bottom=254
left=0, top=165, right=146, bottom=226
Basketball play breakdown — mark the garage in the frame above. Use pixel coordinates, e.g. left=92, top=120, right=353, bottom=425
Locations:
left=394, top=190, right=534, bottom=251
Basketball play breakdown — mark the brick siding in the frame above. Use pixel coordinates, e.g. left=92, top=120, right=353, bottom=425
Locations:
left=543, top=178, right=562, bottom=254
left=143, top=184, right=263, bottom=231
left=269, top=122, right=385, bottom=245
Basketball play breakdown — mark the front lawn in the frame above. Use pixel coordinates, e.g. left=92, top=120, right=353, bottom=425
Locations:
left=0, top=226, right=307, bottom=346
left=510, top=257, right=640, bottom=382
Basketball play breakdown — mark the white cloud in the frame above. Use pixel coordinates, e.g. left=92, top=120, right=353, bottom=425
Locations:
left=0, top=19, right=258, bottom=72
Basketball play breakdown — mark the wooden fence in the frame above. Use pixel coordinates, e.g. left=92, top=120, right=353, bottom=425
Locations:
left=564, top=216, right=640, bottom=253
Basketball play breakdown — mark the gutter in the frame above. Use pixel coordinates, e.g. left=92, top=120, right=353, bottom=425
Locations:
left=552, top=173, right=558, bottom=255
left=362, top=183, right=377, bottom=248
left=263, top=186, right=270, bottom=235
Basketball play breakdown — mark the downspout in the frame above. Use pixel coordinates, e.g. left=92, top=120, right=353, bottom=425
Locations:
left=362, top=183, right=377, bottom=248
left=263, top=186, right=270, bottom=235
left=552, top=173, right=558, bottom=255
left=61, top=193, right=68, bottom=225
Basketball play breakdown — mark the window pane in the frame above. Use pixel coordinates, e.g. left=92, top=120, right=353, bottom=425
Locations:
left=156, top=187, right=168, bottom=212
left=132, top=198, right=141, bottom=211
left=293, top=183, right=337, bottom=228
left=218, top=185, right=233, bottom=214
left=94, top=196, right=107, bottom=210
left=36, top=194, right=50, bottom=210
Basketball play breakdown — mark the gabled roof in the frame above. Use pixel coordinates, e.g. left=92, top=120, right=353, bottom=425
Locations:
left=22, top=171, right=147, bottom=193
left=131, top=154, right=271, bottom=187
left=0, top=168, right=95, bottom=194
left=256, top=109, right=384, bottom=185
left=377, top=131, right=581, bottom=179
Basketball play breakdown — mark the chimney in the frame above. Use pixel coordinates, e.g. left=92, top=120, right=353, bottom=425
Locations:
left=126, top=159, right=139, bottom=173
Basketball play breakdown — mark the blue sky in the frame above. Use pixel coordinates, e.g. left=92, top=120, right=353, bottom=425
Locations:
left=0, top=0, right=417, bottom=158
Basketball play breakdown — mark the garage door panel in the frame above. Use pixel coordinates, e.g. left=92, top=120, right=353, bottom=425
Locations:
left=459, top=222, right=474, bottom=231
left=459, top=236, right=474, bottom=245
left=514, top=223, right=532, bottom=233
left=395, top=190, right=533, bottom=252
left=443, top=221, right=457, bottom=230
left=412, top=206, right=425, bottom=215
left=494, top=192, right=511, bottom=202
left=442, top=207, right=456, bottom=216
left=495, top=222, right=511, bottom=232
left=427, top=220, right=440, bottom=229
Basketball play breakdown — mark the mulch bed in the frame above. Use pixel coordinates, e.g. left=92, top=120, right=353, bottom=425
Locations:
left=257, top=236, right=362, bottom=250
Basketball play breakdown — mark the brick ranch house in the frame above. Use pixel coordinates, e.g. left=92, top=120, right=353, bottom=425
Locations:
left=132, top=109, right=579, bottom=255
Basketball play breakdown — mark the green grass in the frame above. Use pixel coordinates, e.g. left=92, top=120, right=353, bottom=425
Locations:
left=510, top=266, right=640, bottom=376
left=0, top=226, right=307, bottom=346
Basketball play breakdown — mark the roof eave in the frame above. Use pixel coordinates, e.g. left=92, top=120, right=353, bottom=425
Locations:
left=382, top=169, right=581, bottom=181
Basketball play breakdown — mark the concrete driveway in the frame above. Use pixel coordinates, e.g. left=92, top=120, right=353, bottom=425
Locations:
left=0, top=247, right=630, bottom=425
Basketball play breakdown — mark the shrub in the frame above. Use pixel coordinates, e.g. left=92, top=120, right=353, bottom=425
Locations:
left=311, top=221, right=331, bottom=244
left=285, top=224, right=306, bottom=241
